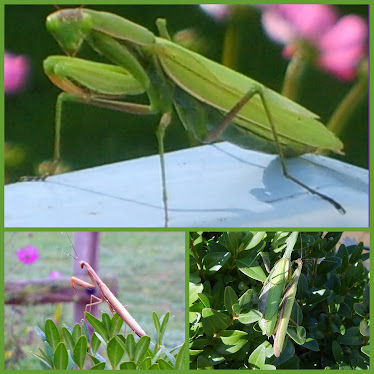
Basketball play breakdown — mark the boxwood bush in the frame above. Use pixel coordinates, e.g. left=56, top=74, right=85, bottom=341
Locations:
left=189, top=231, right=369, bottom=369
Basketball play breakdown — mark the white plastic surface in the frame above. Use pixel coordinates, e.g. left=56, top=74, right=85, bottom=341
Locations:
left=4, top=142, right=368, bottom=227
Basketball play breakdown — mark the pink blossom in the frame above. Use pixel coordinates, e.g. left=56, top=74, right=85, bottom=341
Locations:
left=199, top=5, right=232, bottom=21
left=16, top=244, right=39, bottom=264
left=4, top=51, right=29, bottom=93
left=261, top=5, right=367, bottom=81
left=49, top=271, right=62, bottom=280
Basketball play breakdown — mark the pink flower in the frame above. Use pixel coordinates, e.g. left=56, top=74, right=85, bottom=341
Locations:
left=49, top=271, right=62, bottom=279
left=4, top=51, right=29, bottom=93
left=261, top=5, right=367, bottom=81
left=199, top=5, right=232, bottom=21
left=16, top=244, right=39, bottom=264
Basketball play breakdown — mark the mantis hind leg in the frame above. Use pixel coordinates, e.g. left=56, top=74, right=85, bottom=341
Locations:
left=205, top=86, right=346, bottom=214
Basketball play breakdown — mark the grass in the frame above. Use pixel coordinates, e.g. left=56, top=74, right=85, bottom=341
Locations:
left=4, top=231, right=185, bottom=370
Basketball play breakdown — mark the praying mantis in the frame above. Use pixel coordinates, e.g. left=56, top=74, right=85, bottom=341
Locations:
left=258, top=231, right=304, bottom=357
left=43, top=7, right=346, bottom=226
left=64, top=240, right=147, bottom=339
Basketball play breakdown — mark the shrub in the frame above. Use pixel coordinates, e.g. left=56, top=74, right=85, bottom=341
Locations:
left=189, top=231, right=369, bottom=369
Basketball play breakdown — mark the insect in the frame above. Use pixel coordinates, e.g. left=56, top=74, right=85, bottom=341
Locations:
left=63, top=236, right=147, bottom=338
left=258, top=231, right=298, bottom=337
left=257, top=232, right=306, bottom=357
left=273, top=257, right=303, bottom=357
left=43, top=7, right=346, bottom=226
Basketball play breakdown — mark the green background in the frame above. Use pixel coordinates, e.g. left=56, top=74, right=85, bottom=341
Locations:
left=4, top=4, right=368, bottom=182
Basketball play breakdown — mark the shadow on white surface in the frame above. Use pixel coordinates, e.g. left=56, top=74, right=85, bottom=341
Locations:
left=4, top=142, right=368, bottom=227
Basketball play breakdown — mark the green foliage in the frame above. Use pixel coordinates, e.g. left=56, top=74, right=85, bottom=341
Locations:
left=32, top=312, right=185, bottom=370
left=189, top=231, right=370, bottom=369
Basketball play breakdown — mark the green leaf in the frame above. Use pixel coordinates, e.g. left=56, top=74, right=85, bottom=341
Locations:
left=125, top=333, right=135, bottom=361
left=353, top=303, right=366, bottom=317
left=85, top=312, right=108, bottom=342
left=337, top=327, right=365, bottom=345
left=238, top=289, right=253, bottom=308
left=197, top=355, right=213, bottom=369
left=336, top=244, right=349, bottom=273
left=361, top=345, right=370, bottom=357
left=258, top=364, right=276, bottom=370
left=359, top=320, right=370, bottom=337
left=153, top=311, right=161, bottom=334
left=73, top=335, right=88, bottom=369
left=158, top=358, right=174, bottom=369
left=91, top=331, right=101, bottom=355
left=30, top=351, right=53, bottom=369
left=175, top=343, right=186, bottom=370
left=120, top=361, right=137, bottom=370
left=301, top=337, right=319, bottom=351
left=224, top=232, right=241, bottom=254
left=316, top=257, right=342, bottom=275
left=44, top=341, right=53, bottom=364
left=160, top=312, right=170, bottom=336
left=332, top=340, right=344, bottom=364
left=202, top=308, right=231, bottom=336
left=93, top=331, right=107, bottom=350
left=338, top=302, right=352, bottom=318
left=35, top=326, right=46, bottom=342
left=110, top=313, right=124, bottom=336
left=238, top=309, right=262, bottom=324
left=90, top=362, right=106, bottom=370
left=307, top=288, right=331, bottom=304
left=198, top=292, right=211, bottom=308
left=134, top=335, right=151, bottom=364
left=202, top=252, right=231, bottom=275
left=189, top=282, right=203, bottom=307
left=102, top=313, right=112, bottom=337
left=349, top=242, right=363, bottom=263
left=53, top=342, right=69, bottom=370
left=72, top=323, right=82, bottom=344
left=45, top=319, right=61, bottom=352
left=326, top=273, right=341, bottom=294
left=62, top=326, right=75, bottom=353
left=107, top=336, right=125, bottom=369
left=248, top=344, right=266, bottom=368
left=224, top=286, right=239, bottom=315
left=219, top=329, right=247, bottom=345
left=287, top=326, right=306, bottom=345
left=238, top=261, right=266, bottom=282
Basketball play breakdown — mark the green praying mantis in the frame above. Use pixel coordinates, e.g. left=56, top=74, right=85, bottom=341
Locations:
left=43, top=7, right=346, bottom=226
left=258, top=232, right=305, bottom=357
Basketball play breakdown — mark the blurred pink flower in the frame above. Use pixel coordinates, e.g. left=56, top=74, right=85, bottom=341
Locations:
left=200, top=5, right=232, bottom=21
left=49, top=271, right=62, bottom=280
left=16, top=244, right=39, bottom=264
left=4, top=51, right=29, bottom=93
left=261, top=5, right=367, bottom=81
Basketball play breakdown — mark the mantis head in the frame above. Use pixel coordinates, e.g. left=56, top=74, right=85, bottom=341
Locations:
left=46, top=8, right=93, bottom=56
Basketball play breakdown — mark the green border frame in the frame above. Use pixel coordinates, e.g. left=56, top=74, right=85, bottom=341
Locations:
left=2, top=0, right=372, bottom=372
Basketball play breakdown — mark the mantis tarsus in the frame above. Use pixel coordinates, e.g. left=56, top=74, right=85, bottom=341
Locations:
left=64, top=245, right=147, bottom=338
left=44, top=7, right=346, bottom=226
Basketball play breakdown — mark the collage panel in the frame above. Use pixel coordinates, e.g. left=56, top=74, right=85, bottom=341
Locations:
left=4, top=4, right=368, bottom=228
left=4, top=231, right=186, bottom=370
left=189, top=231, right=370, bottom=369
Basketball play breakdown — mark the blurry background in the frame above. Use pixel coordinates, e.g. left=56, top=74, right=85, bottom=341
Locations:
left=4, top=231, right=185, bottom=369
left=5, top=5, right=368, bottom=183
